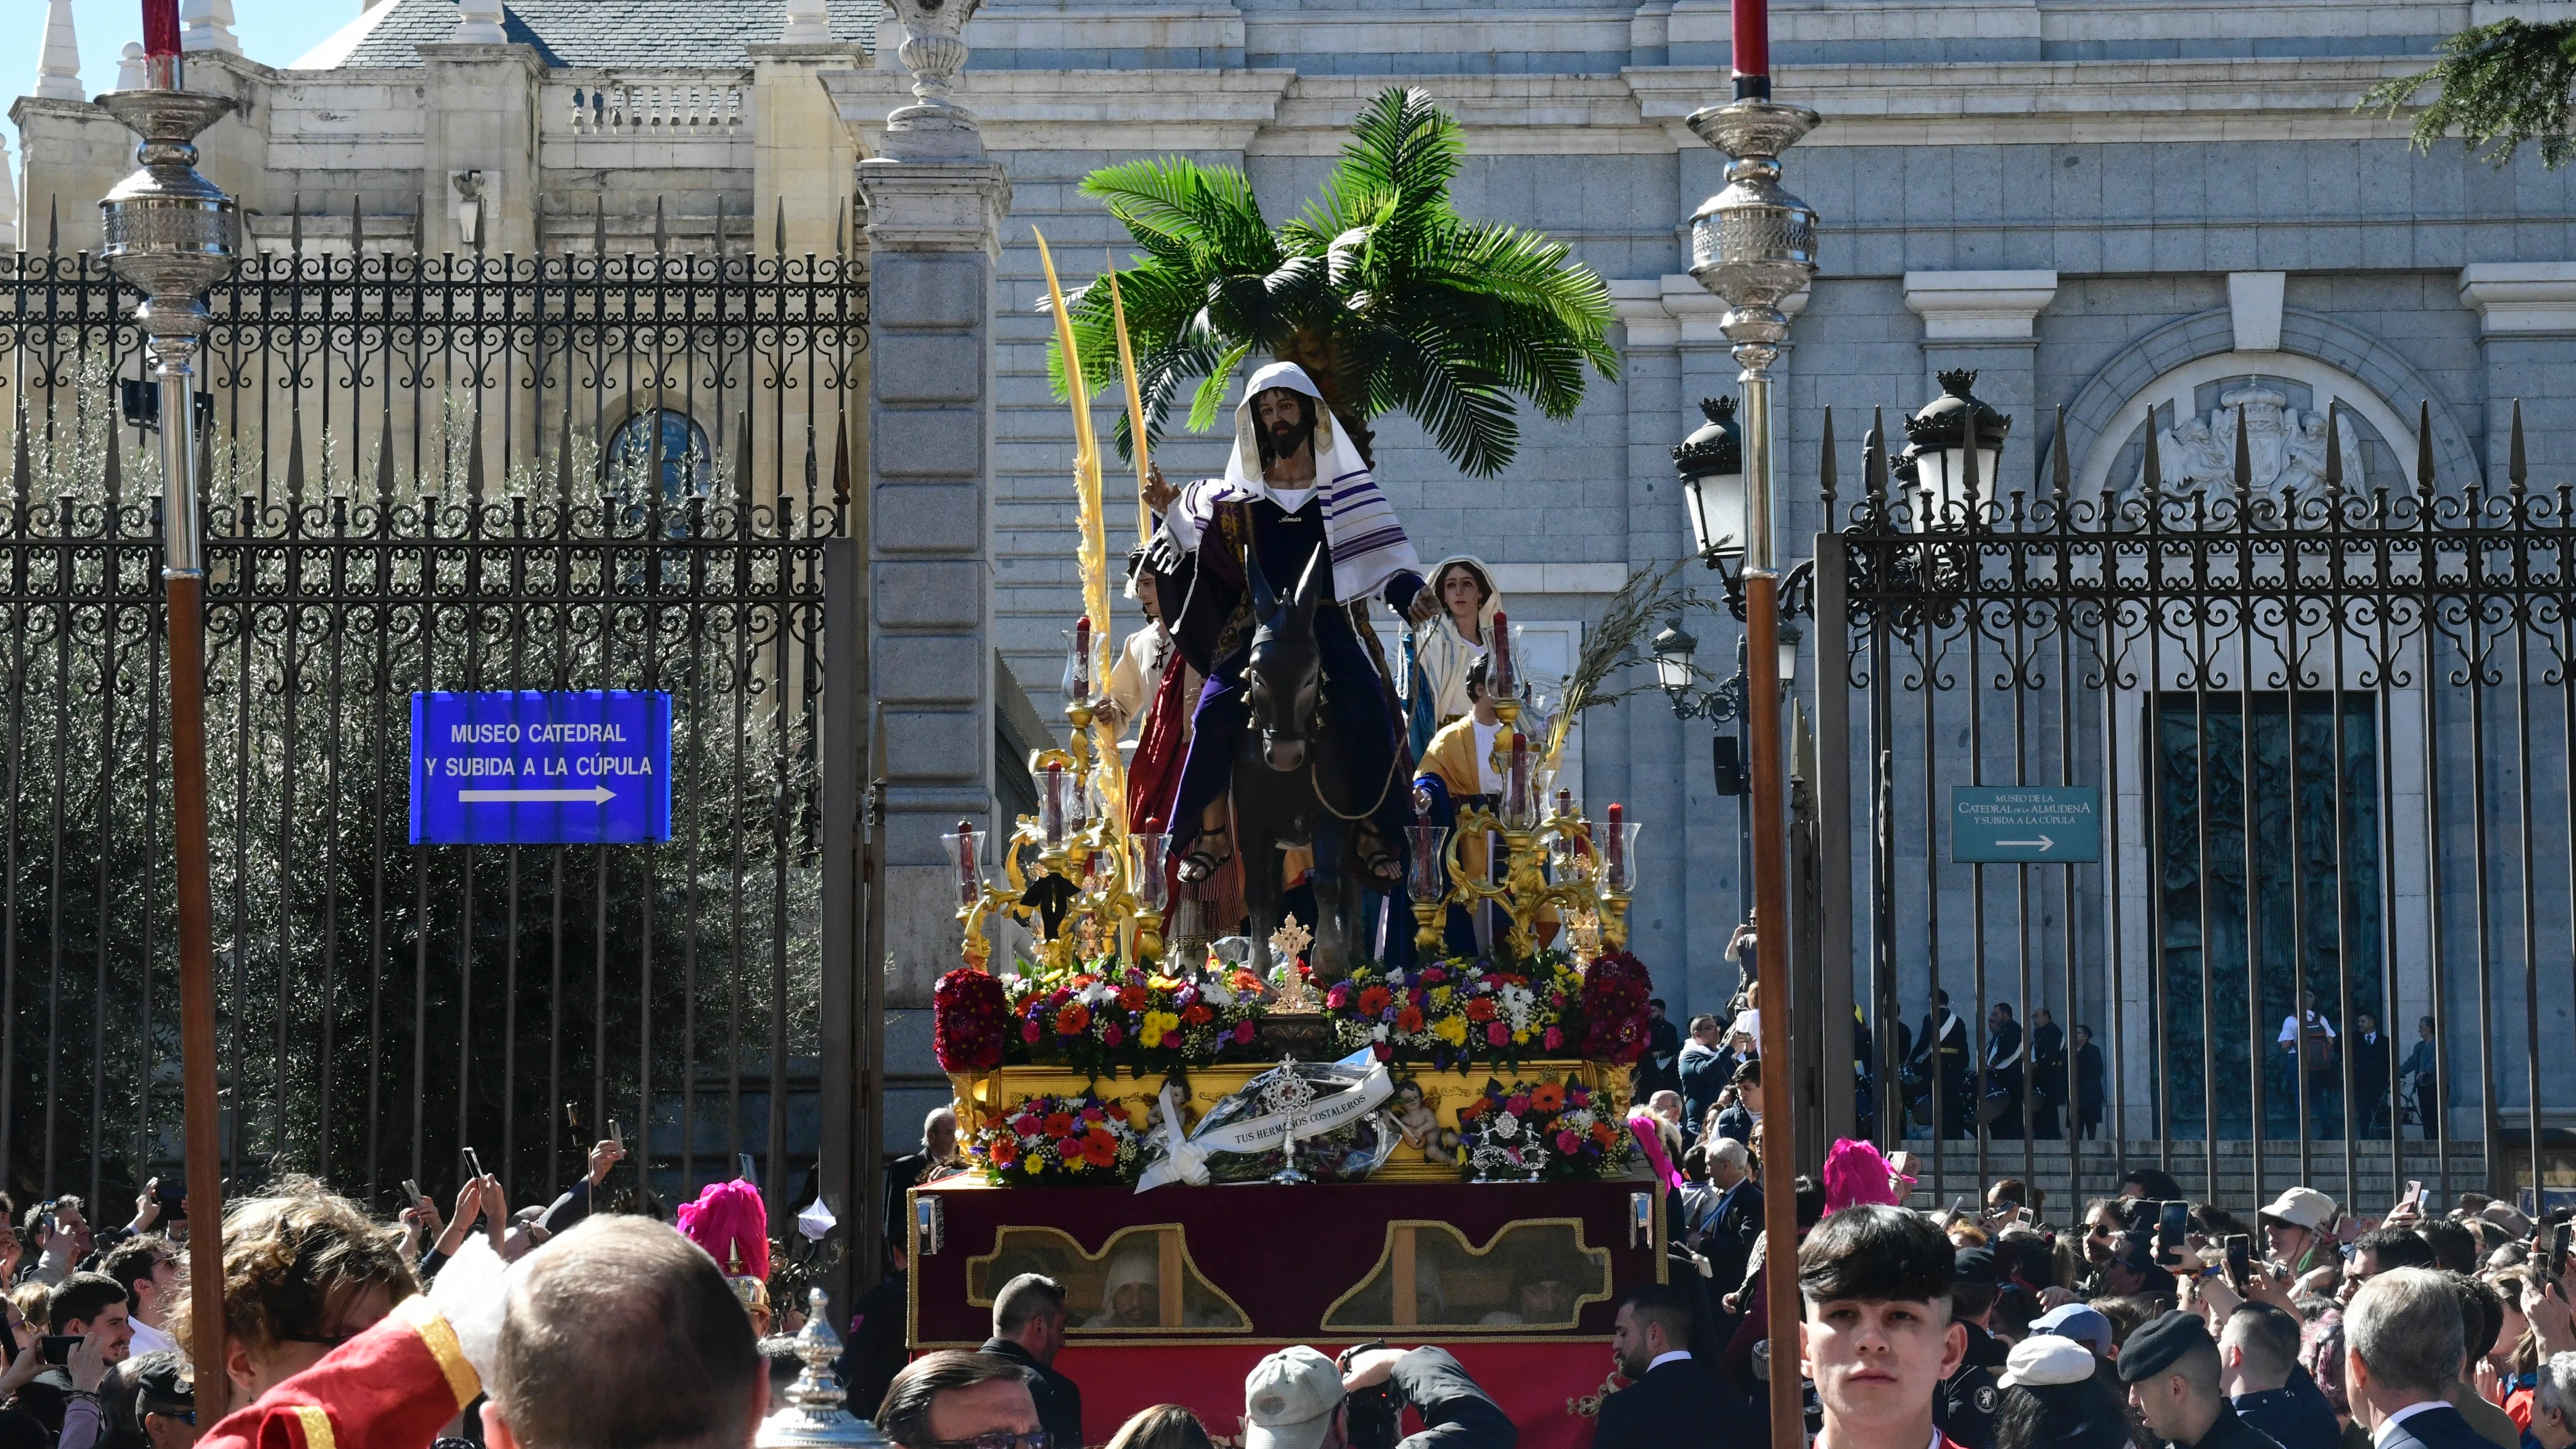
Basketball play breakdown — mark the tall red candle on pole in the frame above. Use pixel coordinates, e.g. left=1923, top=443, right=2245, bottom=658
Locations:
left=1732, top=0, right=1769, bottom=98
left=141, top=0, right=181, bottom=89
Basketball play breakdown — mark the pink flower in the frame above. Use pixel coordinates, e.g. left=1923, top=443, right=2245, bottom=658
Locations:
left=1103, top=1023, right=1125, bottom=1047
left=1022, top=1020, right=1041, bottom=1042
left=1507, top=1094, right=1531, bottom=1116
left=1556, top=1129, right=1581, bottom=1154
left=1542, top=1027, right=1565, bottom=1050
left=1373, top=1042, right=1393, bottom=1061
left=1080, top=1105, right=1105, bottom=1122
left=1326, top=983, right=1352, bottom=1009
left=1233, top=1020, right=1256, bottom=1044
left=1487, top=1021, right=1509, bottom=1047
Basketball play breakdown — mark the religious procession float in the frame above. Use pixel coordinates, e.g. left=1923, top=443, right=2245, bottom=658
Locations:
left=910, top=88, right=1679, bottom=1449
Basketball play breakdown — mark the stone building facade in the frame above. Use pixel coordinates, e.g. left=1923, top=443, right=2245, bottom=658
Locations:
left=15, top=0, right=2576, bottom=1149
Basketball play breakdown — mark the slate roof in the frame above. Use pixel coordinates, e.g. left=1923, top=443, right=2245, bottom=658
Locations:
left=323, top=0, right=878, bottom=69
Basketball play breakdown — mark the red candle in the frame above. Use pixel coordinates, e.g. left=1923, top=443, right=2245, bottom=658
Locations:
left=1488, top=610, right=1514, bottom=697
left=1732, top=0, right=1768, bottom=83
left=1072, top=615, right=1092, bottom=695
left=954, top=819, right=979, bottom=901
left=1607, top=802, right=1626, bottom=876
left=143, top=0, right=181, bottom=58
left=1509, top=732, right=1529, bottom=819
left=1043, top=762, right=1067, bottom=844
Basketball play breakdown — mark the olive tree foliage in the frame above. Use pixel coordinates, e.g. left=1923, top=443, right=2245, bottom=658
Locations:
left=2363, top=18, right=2576, bottom=170
left=0, top=350, right=825, bottom=1210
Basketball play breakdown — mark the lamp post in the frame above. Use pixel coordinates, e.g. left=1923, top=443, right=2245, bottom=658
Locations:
left=96, top=0, right=236, bottom=1416
left=1685, top=4, right=1818, bottom=1443
left=1894, top=369, right=2009, bottom=530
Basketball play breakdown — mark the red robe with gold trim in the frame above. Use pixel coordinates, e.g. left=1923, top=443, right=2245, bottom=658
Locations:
left=198, top=1293, right=481, bottom=1449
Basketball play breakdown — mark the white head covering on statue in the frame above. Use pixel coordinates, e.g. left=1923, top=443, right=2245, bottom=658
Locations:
left=1156, top=361, right=1422, bottom=606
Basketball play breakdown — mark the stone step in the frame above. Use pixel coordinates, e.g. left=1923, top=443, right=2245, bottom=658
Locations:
left=1887, top=1139, right=2493, bottom=1216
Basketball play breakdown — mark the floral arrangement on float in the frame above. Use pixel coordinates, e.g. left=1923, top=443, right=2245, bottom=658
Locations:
left=1322, top=952, right=1588, bottom=1071
left=1453, top=1076, right=1629, bottom=1182
left=967, top=1089, right=1147, bottom=1186
left=1004, top=960, right=1272, bottom=1076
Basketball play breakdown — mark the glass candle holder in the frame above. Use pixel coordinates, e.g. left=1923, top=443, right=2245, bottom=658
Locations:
left=1131, top=831, right=1169, bottom=913
left=1060, top=618, right=1093, bottom=707
left=1039, top=762, right=1070, bottom=846
left=940, top=822, right=986, bottom=910
left=1501, top=731, right=1535, bottom=830
left=1405, top=824, right=1451, bottom=903
left=1596, top=810, right=1642, bottom=895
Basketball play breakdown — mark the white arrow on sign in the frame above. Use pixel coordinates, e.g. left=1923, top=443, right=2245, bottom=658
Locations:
left=458, top=786, right=616, bottom=805
left=1994, top=835, right=2055, bottom=852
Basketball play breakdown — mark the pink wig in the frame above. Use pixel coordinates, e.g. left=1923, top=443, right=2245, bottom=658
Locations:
left=677, top=1177, right=771, bottom=1281
left=1821, top=1138, right=1907, bottom=1215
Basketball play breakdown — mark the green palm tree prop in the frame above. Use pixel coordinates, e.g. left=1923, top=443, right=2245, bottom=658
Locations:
left=1053, top=85, right=1620, bottom=478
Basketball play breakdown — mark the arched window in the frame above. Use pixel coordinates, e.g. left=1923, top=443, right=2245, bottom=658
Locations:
left=604, top=407, right=713, bottom=499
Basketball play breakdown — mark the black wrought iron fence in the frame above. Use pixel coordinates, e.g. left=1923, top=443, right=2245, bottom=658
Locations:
left=1809, top=401, right=2572, bottom=1215
left=0, top=215, right=871, bottom=1226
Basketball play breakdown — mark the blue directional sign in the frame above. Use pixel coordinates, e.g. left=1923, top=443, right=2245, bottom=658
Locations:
left=410, top=691, right=673, bottom=845
left=1951, top=785, right=2102, bottom=863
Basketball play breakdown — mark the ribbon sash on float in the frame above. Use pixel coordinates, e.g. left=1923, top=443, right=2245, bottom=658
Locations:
left=1137, top=1049, right=1394, bottom=1191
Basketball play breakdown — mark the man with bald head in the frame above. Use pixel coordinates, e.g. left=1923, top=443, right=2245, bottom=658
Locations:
left=485, top=1216, right=766, bottom=1449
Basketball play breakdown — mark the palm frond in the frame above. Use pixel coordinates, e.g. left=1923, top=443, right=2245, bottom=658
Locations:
left=1187, top=340, right=1256, bottom=434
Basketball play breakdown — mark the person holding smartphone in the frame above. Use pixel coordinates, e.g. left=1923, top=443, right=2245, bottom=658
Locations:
left=7, top=1273, right=131, bottom=1441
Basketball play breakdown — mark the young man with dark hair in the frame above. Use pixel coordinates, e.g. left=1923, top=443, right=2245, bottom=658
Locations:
left=100, top=1238, right=179, bottom=1358
left=1797, top=1205, right=1969, bottom=1449
left=1597, top=1284, right=1745, bottom=1449
left=876, top=1351, right=1040, bottom=1449
left=1718, top=1059, right=1762, bottom=1146
left=2220, top=1304, right=2338, bottom=1449
left=2119, top=1311, right=2281, bottom=1449
left=982, top=1273, right=1080, bottom=1449
left=10, top=1273, right=133, bottom=1440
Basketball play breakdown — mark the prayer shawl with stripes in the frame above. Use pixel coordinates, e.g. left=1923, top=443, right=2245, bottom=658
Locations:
left=1160, top=360, right=1423, bottom=606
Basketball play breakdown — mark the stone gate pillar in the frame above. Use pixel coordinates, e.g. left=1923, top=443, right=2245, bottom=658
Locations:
left=850, top=0, right=1012, bottom=1142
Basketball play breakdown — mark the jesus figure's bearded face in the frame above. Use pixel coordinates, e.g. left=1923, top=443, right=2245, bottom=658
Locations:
left=1254, top=388, right=1316, bottom=469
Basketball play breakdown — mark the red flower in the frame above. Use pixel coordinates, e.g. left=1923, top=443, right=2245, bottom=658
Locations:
left=1182, top=1003, right=1214, bottom=1026
left=1358, top=986, right=1393, bottom=1016
left=1531, top=1082, right=1566, bottom=1112
left=1373, top=1042, right=1393, bottom=1061
left=1119, top=984, right=1149, bottom=1011
left=1103, top=1022, right=1125, bottom=1047
left=992, top=1136, right=1018, bottom=1165
left=1233, top=1020, right=1256, bottom=1044
left=1396, top=1006, right=1425, bottom=1033
left=1464, top=997, right=1499, bottom=1023
left=1056, top=1002, right=1092, bottom=1034
left=1080, top=1127, right=1120, bottom=1168
left=1486, top=1021, right=1509, bottom=1047
left=1043, top=1112, right=1074, bottom=1137
left=1021, top=1019, right=1041, bottom=1043
left=1457, top=1098, right=1487, bottom=1122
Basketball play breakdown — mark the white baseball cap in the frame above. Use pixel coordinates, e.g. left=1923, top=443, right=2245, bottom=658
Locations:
left=2257, top=1185, right=2337, bottom=1231
left=1244, top=1346, right=1346, bottom=1449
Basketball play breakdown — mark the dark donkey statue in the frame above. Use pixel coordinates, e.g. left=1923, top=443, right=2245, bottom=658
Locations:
left=1236, top=545, right=1373, bottom=983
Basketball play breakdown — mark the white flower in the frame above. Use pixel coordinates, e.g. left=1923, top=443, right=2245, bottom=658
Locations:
left=1202, top=978, right=1234, bottom=1007
left=1372, top=1023, right=1390, bottom=1042
left=1560, top=1109, right=1595, bottom=1133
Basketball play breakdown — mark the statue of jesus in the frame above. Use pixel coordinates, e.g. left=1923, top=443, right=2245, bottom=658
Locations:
left=1137, top=361, right=1439, bottom=896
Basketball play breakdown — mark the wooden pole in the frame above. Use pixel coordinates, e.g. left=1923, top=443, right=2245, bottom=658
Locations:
left=1745, top=569, right=1800, bottom=1448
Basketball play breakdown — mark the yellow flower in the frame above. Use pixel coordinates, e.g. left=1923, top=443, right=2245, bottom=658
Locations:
left=1430, top=985, right=1455, bottom=1007
left=1141, top=1010, right=1181, bottom=1048
left=1149, top=975, right=1182, bottom=993
left=1432, top=1015, right=1469, bottom=1046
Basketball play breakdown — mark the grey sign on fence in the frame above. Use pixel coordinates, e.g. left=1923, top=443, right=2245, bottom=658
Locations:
left=1949, top=786, right=2102, bottom=863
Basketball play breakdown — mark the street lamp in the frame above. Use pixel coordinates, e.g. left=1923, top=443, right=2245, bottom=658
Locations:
left=97, top=0, right=236, bottom=1416
left=1673, top=396, right=1745, bottom=564
left=1684, top=5, right=1817, bottom=1443
left=1894, top=369, right=2010, bottom=530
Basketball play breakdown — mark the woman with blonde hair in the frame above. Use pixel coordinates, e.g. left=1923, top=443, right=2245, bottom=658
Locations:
left=1105, top=1403, right=1215, bottom=1449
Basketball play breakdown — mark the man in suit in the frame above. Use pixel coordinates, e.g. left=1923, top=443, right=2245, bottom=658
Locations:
left=1682, top=1135, right=1762, bottom=1297
left=978, top=1273, right=1084, bottom=1449
left=1640, top=999, right=1684, bottom=1102
left=881, top=1106, right=960, bottom=1269
left=1716, top=1059, right=1762, bottom=1147
left=2349, top=1011, right=2395, bottom=1141
left=1596, top=1283, right=1749, bottom=1449
left=1985, top=1003, right=2026, bottom=1141
left=2027, top=1007, right=2067, bottom=1140
left=2119, top=1311, right=2285, bottom=1449
left=1680, top=1014, right=1730, bottom=1144
left=2073, top=1024, right=2107, bottom=1139
left=2343, top=1268, right=2494, bottom=1449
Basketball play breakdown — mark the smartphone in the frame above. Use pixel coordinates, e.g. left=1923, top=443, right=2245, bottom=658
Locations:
left=2225, top=1233, right=2252, bottom=1288
left=462, top=1146, right=485, bottom=1182
left=610, top=1119, right=623, bottom=1149
left=401, top=1179, right=424, bottom=1209
left=2159, top=1200, right=2191, bottom=1242
left=739, top=1152, right=758, bottom=1183
left=38, top=1336, right=79, bottom=1367
left=2405, top=1180, right=2425, bottom=1210
left=2126, top=1197, right=2158, bottom=1233
left=2552, top=1222, right=2571, bottom=1280
left=153, top=1178, right=186, bottom=1221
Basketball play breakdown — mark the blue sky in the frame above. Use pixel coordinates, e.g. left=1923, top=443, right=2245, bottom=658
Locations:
left=4, top=1, right=355, bottom=123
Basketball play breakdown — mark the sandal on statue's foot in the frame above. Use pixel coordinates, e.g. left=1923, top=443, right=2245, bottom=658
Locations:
left=1176, top=825, right=1233, bottom=885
